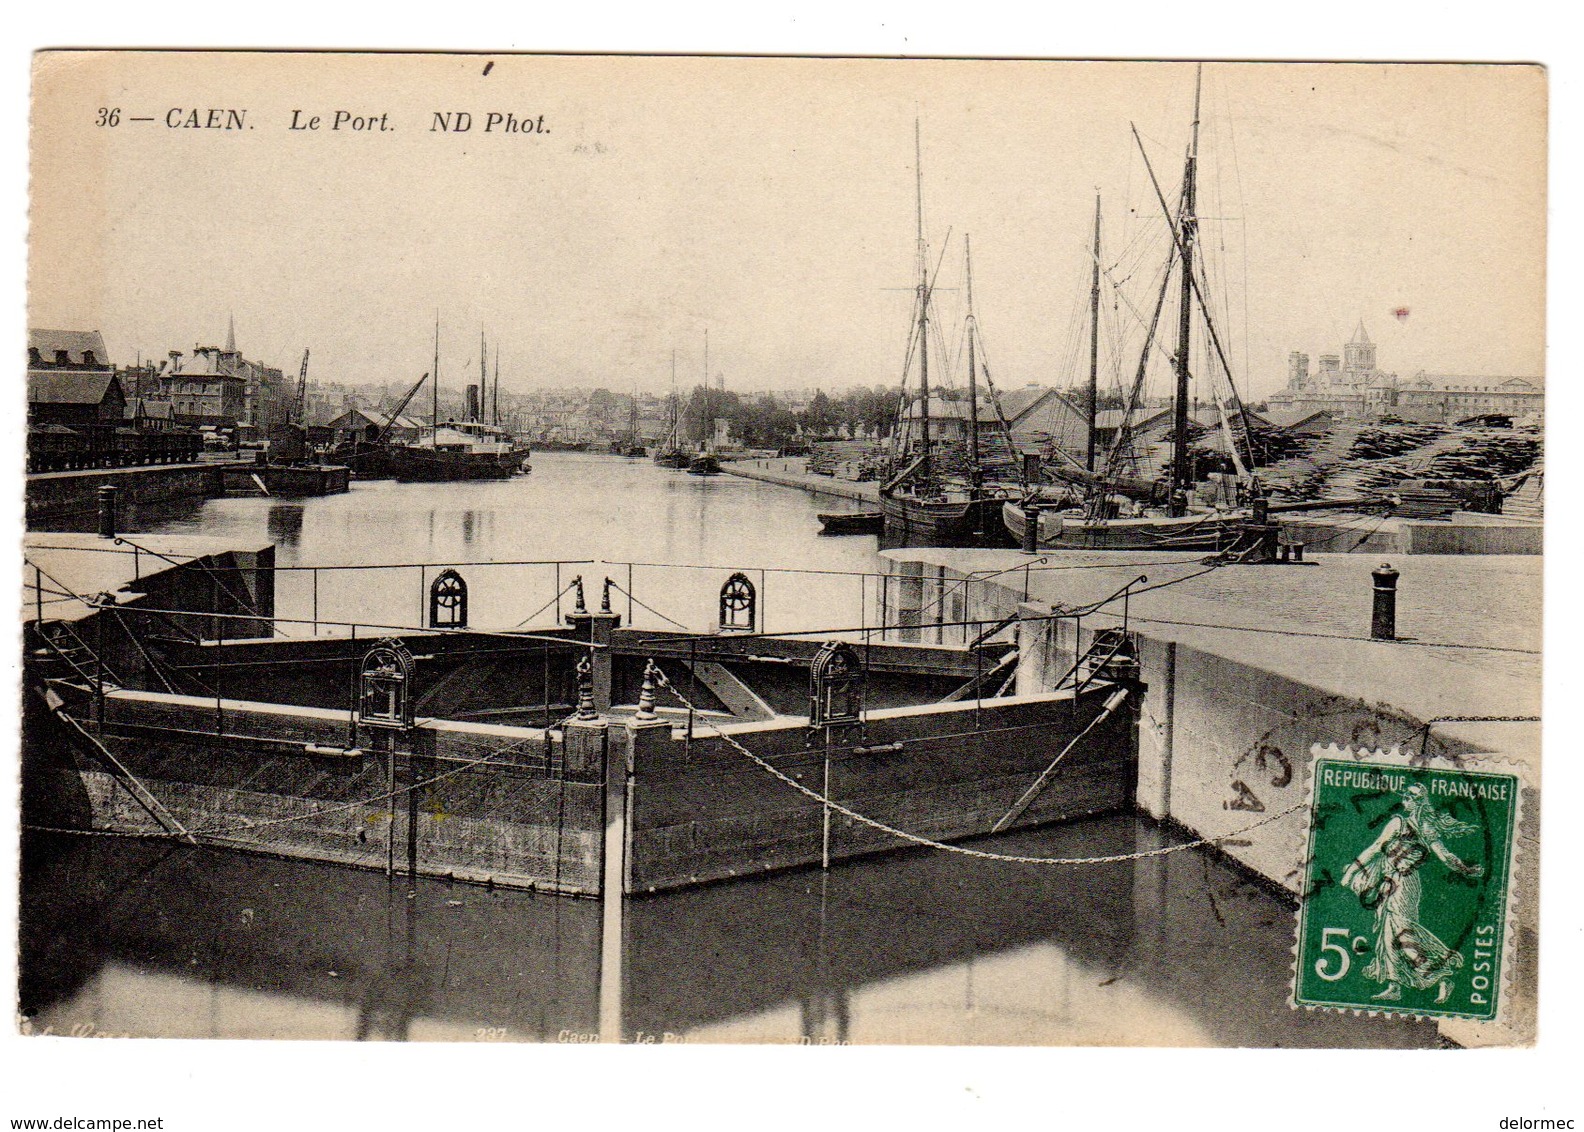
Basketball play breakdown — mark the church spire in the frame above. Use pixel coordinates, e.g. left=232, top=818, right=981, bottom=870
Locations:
left=225, top=313, right=236, bottom=354
left=1349, top=319, right=1371, bottom=346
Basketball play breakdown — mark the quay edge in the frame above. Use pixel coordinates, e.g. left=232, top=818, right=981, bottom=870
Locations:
left=883, top=546, right=1539, bottom=1048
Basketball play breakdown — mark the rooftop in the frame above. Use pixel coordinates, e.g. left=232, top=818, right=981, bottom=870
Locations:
left=27, top=371, right=123, bottom=405
left=29, top=329, right=110, bottom=367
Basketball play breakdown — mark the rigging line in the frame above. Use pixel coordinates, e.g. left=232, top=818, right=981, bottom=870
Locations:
left=1224, top=93, right=1252, bottom=384
left=651, top=667, right=1300, bottom=866
left=512, top=579, right=581, bottom=628
left=605, top=579, right=690, bottom=631
left=1100, top=240, right=1181, bottom=487
left=111, top=535, right=269, bottom=627
left=960, top=326, right=1028, bottom=487
left=1131, top=124, right=1257, bottom=460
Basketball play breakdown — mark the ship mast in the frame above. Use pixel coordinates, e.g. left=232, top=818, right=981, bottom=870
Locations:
left=479, top=329, right=487, bottom=424
left=964, top=234, right=980, bottom=477
left=1169, top=65, right=1203, bottom=514
left=915, top=120, right=932, bottom=485
left=432, top=311, right=440, bottom=440
left=493, top=343, right=500, bottom=426
left=1087, top=193, right=1102, bottom=472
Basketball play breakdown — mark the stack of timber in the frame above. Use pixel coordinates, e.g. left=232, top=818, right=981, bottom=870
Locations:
left=1391, top=487, right=1462, bottom=519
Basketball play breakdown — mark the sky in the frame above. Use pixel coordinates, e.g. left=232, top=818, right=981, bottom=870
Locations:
left=30, top=56, right=1546, bottom=402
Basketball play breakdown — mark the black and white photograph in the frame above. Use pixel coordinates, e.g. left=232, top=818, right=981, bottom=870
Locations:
left=7, top=37, right=1571, bottom=1130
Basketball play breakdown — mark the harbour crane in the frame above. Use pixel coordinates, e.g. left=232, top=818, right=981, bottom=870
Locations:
left=374, top=372, right=430, bottom=446
left=294, top=349, right=310, bottom=427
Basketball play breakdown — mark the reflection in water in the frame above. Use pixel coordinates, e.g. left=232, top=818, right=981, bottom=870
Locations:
left=124, top=453, right=882, bottom=577
left=28, top=494, right=211, bottom=536
left=265, top=503, right=305, bottom=551
left=19, top=815, right=1440, bottom=1047
left=118, top=454, right=888, bottom=637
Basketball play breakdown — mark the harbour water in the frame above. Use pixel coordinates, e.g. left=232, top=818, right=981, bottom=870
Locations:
left=18, top=453, right=1445, bottom=1046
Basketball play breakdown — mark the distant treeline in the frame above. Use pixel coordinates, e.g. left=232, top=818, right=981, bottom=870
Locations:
left=584, top=385, right=909, bottom=447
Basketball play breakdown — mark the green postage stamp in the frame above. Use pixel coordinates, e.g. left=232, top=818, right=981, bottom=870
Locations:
left=1294, top=746, right=1521, bottom=1021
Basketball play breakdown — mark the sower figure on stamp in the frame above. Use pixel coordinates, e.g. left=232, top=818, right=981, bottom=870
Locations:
left=1340, top=782, right=1484, bottom=1004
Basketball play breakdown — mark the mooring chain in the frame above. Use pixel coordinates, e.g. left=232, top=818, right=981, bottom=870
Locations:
left=649, top=668, right=1302, bottom=866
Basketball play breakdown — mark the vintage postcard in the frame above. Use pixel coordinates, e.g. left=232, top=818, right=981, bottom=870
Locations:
left=17, top=51, right=1544, bottom=1063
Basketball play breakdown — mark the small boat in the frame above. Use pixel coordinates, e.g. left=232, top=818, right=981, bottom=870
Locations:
left=687, top=452, right=721, bottom=476
left=1002, top=499, right=1242, bottom=551
left=818, top=510, right=884, bottom=535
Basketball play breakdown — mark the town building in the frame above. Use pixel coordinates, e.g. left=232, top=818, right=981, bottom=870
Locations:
left=1267, top=322, right=1543, bottom=423
left=126, top=399, right=177, bottom=432
left=26, top=329, right=128, bottom=427
left=151, top=319, right=288, bottom=434
left=900, top=395, right=1007, bottom=447
left=1391, top=374, right=1545, bottom=424
left=328, top=408, right=425, bottom=445
left=1003, top=388, right=1091, bottom=461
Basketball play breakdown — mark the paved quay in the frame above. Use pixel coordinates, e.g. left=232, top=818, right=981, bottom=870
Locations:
left=883, top=546, right=1541, bottom=768
left=719, top=458, right=879, bottom=504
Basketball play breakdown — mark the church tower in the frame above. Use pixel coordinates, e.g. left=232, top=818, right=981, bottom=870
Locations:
left=1343, top=319, right=1375, bottom=378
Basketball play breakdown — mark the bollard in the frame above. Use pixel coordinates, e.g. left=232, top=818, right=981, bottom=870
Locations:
left=1371, top=563, right=1399, bottom=640
left=1021, top=503, right=1042, bottom=555
left=96, top=484, right=119, bottom=539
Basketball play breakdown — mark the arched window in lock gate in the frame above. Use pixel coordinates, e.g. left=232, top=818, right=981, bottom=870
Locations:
left=429, top=568, right=468, bottom=629
left=718, top=572, right=756, bottom=633
left=808, top=640, right=863, bottom=728
left=359, top=639, right=416, bottom=730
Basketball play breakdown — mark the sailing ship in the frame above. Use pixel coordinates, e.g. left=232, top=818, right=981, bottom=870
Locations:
left=1002, top=67, right=1268, bottom=551
left=879, top=128, right=1015, bottom=546
left=653, top=351, right=690, bottom=467
left=686, top=331, right=721, bottom=475
left=614, top=385, right=647, bottom=458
